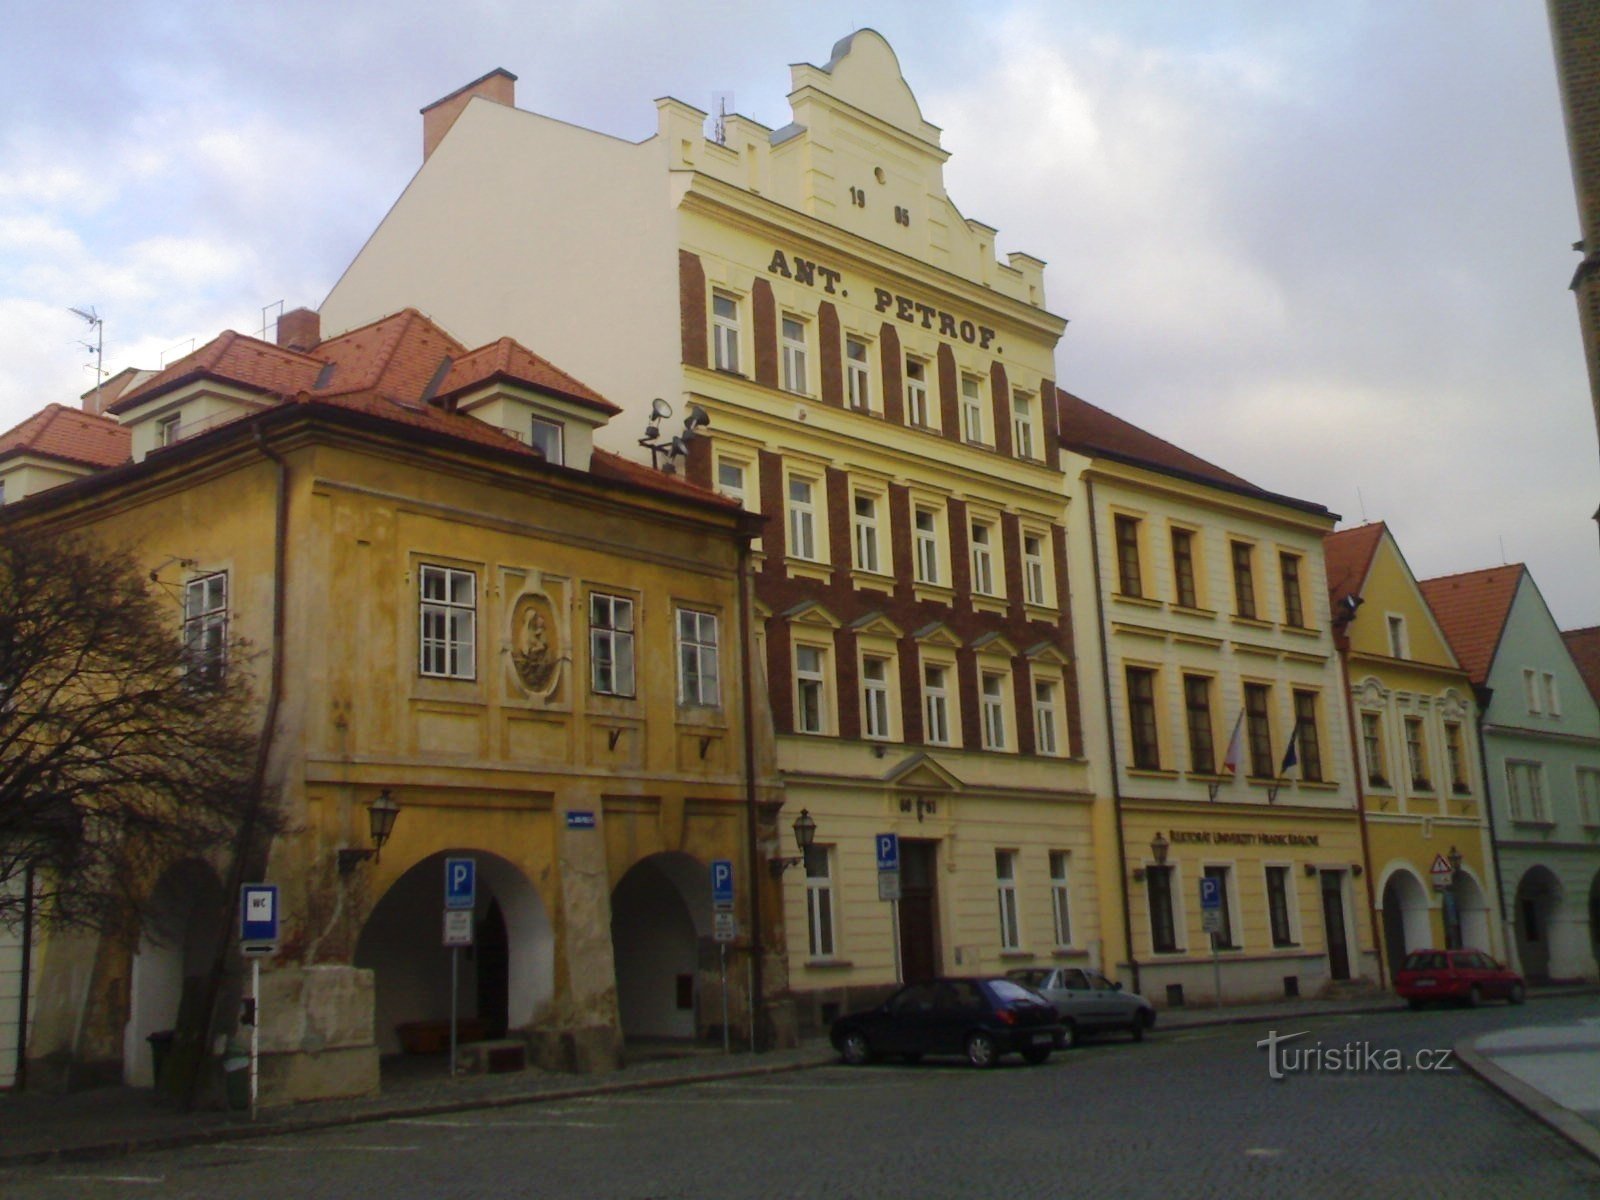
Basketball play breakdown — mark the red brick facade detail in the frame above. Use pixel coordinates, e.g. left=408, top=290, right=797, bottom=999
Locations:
left=879, top=324, right=904, bottom=425
left=1013, top=665, right=1038, bottom=757
left=898, top=635, right=925, bottom=743
left=825, top=467, right=852, bottom=578
left=752, top=279, right=778, bottom=388
left=818, top=302, right=843, bottom=407
left=937, top=345, right=960, bottom=443
left=990, top=361, right=1013, bottom=458
left=947, top=497, right=972, bottom=596
left=955, top=646, right=981, bottom=748
left=766, top=618, right=794, bottom=734
left=835, top=627, right=861, bottom=740
left=685, top=431, right=712, bottom=489
left=758, top=449, right=788, bottom=572
left=1000, top=512, right=1025, bottom=622
left=679, top=250, right=708, bottom=369
left=1039, top=375, right=1061, bottom=470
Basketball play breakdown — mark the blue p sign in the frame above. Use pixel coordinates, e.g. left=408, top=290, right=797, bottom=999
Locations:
left=1199, top=877, right=1222, bottom=909
left=445, top=857, right=476, bottom=911
left=876, top=833, right=899, bottom=871
left=711, top=859, right=734, bottom=906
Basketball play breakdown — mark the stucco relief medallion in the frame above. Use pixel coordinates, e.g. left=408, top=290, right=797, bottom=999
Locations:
left=510, top=591, right=564, bottom=697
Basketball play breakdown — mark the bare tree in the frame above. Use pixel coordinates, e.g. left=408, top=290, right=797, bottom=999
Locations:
left=0, top=523, right=265, bottom=934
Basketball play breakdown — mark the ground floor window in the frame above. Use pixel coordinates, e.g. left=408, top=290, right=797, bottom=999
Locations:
left=1148, top=866, right=1177, bottom=953
left=1266, top=865, right=1294, bottom=947
left=805, top=845, right=835, bottom=957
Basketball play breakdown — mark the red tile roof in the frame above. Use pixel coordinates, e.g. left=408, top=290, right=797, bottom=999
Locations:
left=1417, top=565, right=1525, bottom=685
left=1056, top=388, right=1330, bottom=516
left=441, top=338, right=617, bottom=414
left=1561, top=626, right=1600, bottom=707
left=0, top=403, right=130, bottom=469
left=1323, top=523, right=1386, bottom=610
left=589, top=448, right=740, bottom=510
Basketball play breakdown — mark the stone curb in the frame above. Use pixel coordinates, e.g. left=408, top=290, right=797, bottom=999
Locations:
left=1454, top=1035, right=1600, bottom=1166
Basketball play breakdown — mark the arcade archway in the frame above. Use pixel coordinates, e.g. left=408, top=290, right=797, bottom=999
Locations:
left=610, top=852, right=712, bottom=1041
left=123, top=859, right=224, bottom=1086
left=1380, top=868, right=1432, bottom=976
left=1513, top=865, right=1562, bottom=982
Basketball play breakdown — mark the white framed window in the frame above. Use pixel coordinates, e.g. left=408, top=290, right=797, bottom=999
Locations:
left=183, top=571, right=228, bottom=683
left=1049, top=851, right=1072, bottom=947
left=712, top=290, right=741, bottom=373
left=1523, top=669, right=1542, bottom=714
left=677, top=609, right=720, bottom=706
left=1012, top=391, right=1036, bottom=459
left=1388, top=615, right=1408, bottom=658
left=1405, top=716, right=1430, bottom=789
left=1505, top=760, right=1547, bottom=821
left=961, top=375, right=985, bottom=443
left=795, top=643, right=828, bottom=734
left=923, top=662, right=952, bottom=746
left=530, top=417, right=563, bottom=465
left=914, top=506, right=942, bottom=585
left=788, top=475, right=819, bottom=561
left=1577, top=767, right=1600, bottom=826
left=716, top=457, right=748, bottom=507
left=1265, top=864, right=1296, bottom=947
left=419, top=564, right=475, bottom=680
left=862, top=654, right=892, bottom=740
left=845, top=337, right=871, bottom=411
left=995, top=850, right=1020, bottom=950
left=970, top=520, right=996, bottom=596
left=1361, top=712, right=1388, bottom=786
left=852, top=491, right=883, bottom=573
left=589, top=592, right=636, bottom=697
left=982, top=671, right=1008, bottom=750
left=781, top=314, right=808, bottom=394
left=1023, top=531, right=1048, bottom=606
left=905, top=357, right=929, bottom=427
left=157, top=412, right=182, bottom=447
left=1204, top=864, right=1238, bottom=949
left=1034, top=678, right=1060, bottom=756
left=1543, top=672, right=1561, bottom=716
left=805, top=845, right=836, bottom=957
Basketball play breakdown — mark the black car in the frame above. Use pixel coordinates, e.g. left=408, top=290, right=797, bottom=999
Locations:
left=830, top=976, right=1064, bottom=1068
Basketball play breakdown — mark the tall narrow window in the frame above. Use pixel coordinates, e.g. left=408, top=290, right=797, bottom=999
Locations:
left=1204, top=865, right=1235, bottom=948
left=712, top=291, right=740, bottom=373
left=845, top=337, right=871, bottom=410
left=1543, top=672, right=1561, bottom=716
left=805, top=845, right=835, bottom=957
left=1171, top=528, right=1198, bottom=608
left=1505, top=760, right=1547, bottom=821
left=1244, top=682, right=1273, bottom=777
left=781, top=314, right=807, bottom=393
left=1292, top=690, right=1323, bottom=782
left=1361, top=712, right=1388, bottom=786
left=1389, top=616, right=1409, bottom=659
left=995, top=850, right=1020, bottom=950
left=1127, top=666, right=1161, bottom=770
left=970, top=521, right=996, bottom=595
left=914, top=507, right=941, bottom=584
left=530, top=417, right=564, bottom=465
left=676, top=609, right=720, bottom=706
left=1184, top=674, right=1216, bottom=774
left=183, top=572, right=229, bottom=684
left=905, top=357, right=930, bottom=426
left=1147, top=867, right=1177, bottom=953
left=716, top=458, right=747, bottom=506
left=419, top=565, right=475, bottom=680
left=862, top=655, right=891, bottom=740
left=981, top=671, right=1008, bottom=750
left=1034, top=679, right=1060, bottom=756
left=961, top=375, right=985, bottom=443
left=589, top=593, right=636, bottom=697
left=1405, top=717, right=1429, bottom=789
left=853, top=492, right=882, bottom=573
left=1049, top=851, right=1072, bottom=946
left=1266, top=866, right=1294, bottom=947
left=1012, top=392, right=1035, bottom=458
left=1114, top=516, right=1143, bottom=597
left=1231, top=541, right=1257, bottom=619
left=1279, top=553, right=1304, bottom=627
left=923, top=663, right=952, bottom=745
left=795, top=645, right=827, bottom=734
left=1023, top=533, right=1048, bottom=606
left=788, top=477, right=818, bottom=560
left=1446, top=722, right=1469, bottom=793
left=1576, top=767, right=1600, bottom=826
left=157, top=413, right=182, bottom=447
left=1523, top=668, right=1542, bottom=714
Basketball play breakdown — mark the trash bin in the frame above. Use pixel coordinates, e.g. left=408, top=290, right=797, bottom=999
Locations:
left=146, top=1031, right=175, bottom=1088
left=222, top=1051, right=251, bottom=1111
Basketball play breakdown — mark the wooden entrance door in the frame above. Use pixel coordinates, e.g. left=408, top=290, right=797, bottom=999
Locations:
left=1321, top=871, right=1351, bottom=981
left=897, top=840, right=941, bottom=983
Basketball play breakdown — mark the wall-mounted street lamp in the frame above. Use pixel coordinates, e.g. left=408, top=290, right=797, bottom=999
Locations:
left=337, top=790, right=401, bottom=874
left=639, top=398, right=711, bottom=474
left=768, top=809, right=818, bottom=878
left=1133, top=831, right=1169, bottom=882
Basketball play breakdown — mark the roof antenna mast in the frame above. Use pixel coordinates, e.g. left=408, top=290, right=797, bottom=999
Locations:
left=711, top=92, right=733, bottom=145
left=69, top=306, right=104, bottom=410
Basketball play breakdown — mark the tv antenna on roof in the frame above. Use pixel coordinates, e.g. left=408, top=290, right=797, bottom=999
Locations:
left=710, top=92, right=733, bottom=145
left=69, top=306, right=105, bottom=410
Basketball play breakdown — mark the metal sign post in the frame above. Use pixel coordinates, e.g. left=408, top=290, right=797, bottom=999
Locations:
left=710, top=861, right=735, bottom=1053
left=1199, top=877, right=1224, bottom=1007
left=876, top=834, right=901, bottom=983
left=239, top=884, right=279, bottom=1120
left=444, top=859, right=476, bottom=1077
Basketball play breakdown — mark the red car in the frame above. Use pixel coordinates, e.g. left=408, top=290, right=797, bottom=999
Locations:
left=1395, top=949, right=1526, bottom=1009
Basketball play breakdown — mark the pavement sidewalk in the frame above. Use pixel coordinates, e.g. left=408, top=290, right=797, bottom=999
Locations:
left=1457, top=1010, right=1600, bottom=1164
left=0, top=985, right=1588, bottom=1169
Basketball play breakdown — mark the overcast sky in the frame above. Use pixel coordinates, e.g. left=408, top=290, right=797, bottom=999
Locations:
left=3, top=2, right=1597, bottom=627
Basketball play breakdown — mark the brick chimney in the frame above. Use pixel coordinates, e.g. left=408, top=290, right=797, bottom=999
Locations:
left=422, top=68, right=517, bottom=162
left=277, top=307, right=321, bottom=352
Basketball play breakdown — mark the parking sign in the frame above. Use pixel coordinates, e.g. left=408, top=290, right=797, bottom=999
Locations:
left=875, top=833, right=900, bottom=871
left=711, top=859, right=735, bottom=909
left=445, top=857, right=476, bottom=911
left=1199, top=877, right=1222, bottom=909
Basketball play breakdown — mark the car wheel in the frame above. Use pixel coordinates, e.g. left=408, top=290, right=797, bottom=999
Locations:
left=839, top=1030, right=873, bottom=1066
left=966, top=1031, right=999, bottom=1069
left=1022, top=1046, right=1051, bottom=1065
left=1509, top=982, right=1526, bottom=1006
left=1466, top=985, right=1482, bottom=1009
left=1058, top=1021, right=1077, bottom=1050
left=1407, top=998, right=1425, bottom=1011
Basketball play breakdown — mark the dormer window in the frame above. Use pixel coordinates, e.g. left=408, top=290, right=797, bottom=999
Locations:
left=530, top=417, right=564, bottom=465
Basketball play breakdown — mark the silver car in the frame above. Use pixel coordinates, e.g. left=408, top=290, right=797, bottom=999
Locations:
left=1007, top=967, right=1157, bottom=1047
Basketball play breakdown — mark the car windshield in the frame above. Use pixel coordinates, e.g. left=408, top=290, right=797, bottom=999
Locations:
left=986, top=979, right=1042, bottom=1004
left=1402, top=951, right=1447, bottom=971
left=1007, top=969, right=1052, bottom=988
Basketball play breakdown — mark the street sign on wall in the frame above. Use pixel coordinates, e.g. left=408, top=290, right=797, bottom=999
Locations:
left=713, top=911, right=738, bottom=943
left=444, top=909, right=474, bottom=947
left=445, top=857, right=476, bottom=911
left=711, top=859, right=735, bottom=909
left=875, top=833, right=899, bottom=872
